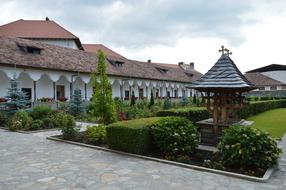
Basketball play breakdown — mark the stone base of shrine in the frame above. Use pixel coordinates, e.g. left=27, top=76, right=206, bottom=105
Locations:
left=196, top=118, right=254, bottom=146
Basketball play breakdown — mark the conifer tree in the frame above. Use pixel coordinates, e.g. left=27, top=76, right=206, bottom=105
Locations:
left=149, top=90, right=155, bottom=108
left=5, top=74, right=29, bottom=110
left=90, top=50, right=116, bottom=124
left=69, top=88, right=84, bottom=116
left=130, top=90, right=136, bottom=106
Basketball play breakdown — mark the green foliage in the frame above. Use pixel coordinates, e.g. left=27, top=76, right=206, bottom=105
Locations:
left=149, top=90, right=155, bottom=108
left=163, top=98, right=172, bottom=109
left=130, top=91, right=136, bottom=106
left=218, top=125, right=282, bottom=170
left=151, top=117, right=199, bottom=157
left=5, top=74, right=29, bottom=110
left=85, top=125, right=107, bottom=144
left=69, top=88, right=84, bottom=116
left=156, top=107, right=211, bottom=123
left=8, top=110, right=32, bottom=131
left=192, top=94, right=197, bottom=104
left=30, top=119, right=43, bottom=130
left=238, top=99, right=286, bottom=118
left=30, top=106, right=52, bottom=120
left=59, top=114, right=79, bottom=140
left=106, top=117, right=161, bottom=154
left=0, top=110, right=8, bottom=126
left=89, top=50, right=117, bottom=124
left=180, top=97, right=189, bottom=107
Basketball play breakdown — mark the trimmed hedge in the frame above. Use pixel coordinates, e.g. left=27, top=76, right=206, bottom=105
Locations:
left=156, top=107, right=211, bottom=123
left=106, top=117, right=161, bottom=155
left=239, top=99, right=286, bottom=118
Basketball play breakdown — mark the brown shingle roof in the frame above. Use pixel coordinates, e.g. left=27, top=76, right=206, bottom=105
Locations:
left=244, top=72, right=285, bottom=86
left=0, top=19, right=83, bottom=49
left=82, top=44, right=126, bottom=59
left=0, top=37, right=200, bottom=83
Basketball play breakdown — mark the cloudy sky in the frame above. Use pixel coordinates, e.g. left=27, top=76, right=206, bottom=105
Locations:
left=1, top=0, right=286, bottom=74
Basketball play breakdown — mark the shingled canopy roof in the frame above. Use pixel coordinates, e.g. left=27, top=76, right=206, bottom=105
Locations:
left=0, top=37, right=201, bottom=83
left=191, top=54, right=255, bottom=92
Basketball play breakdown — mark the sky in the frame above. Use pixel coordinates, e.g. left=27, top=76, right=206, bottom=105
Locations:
left=0, top=0, right=286, bottom=74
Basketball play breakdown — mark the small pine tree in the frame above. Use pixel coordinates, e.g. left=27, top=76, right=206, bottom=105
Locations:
left=69, top=88, right=84, bottom=116
left=89, top=50, right=117, bottom=124
left=163, top=97, right=172, bottom=110
left=130, top=91, right=136, bottom=106
left=149, top=90, right=155, bottom=108
left=5, top=74, right=29, bottom=110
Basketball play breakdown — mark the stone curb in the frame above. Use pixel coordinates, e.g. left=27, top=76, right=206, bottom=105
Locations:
left=47, top=136, right=274, bottom=183
left=0, top=127, right=60, bottom=134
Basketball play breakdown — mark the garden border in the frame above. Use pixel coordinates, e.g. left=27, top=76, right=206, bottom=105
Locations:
left=47, top=135, right=274, bottom=183
left=0, top=126, right=60, bottom=134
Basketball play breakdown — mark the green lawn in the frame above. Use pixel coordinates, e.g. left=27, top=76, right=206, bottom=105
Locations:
left=248, top=108, right=286, bottom=138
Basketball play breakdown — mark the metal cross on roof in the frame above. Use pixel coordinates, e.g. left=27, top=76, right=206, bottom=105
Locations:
left=219, top=45, right=232, bottom=56
left=225, top=49, right=232, bottom=56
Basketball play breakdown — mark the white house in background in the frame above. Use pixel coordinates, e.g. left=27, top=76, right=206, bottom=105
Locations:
left=0, top=18, right=202, bottom=102
left=245, top=64, right=286, bottom=91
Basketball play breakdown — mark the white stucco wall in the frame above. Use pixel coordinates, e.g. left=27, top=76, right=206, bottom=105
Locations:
left=0, top=71, right=10, bottom=98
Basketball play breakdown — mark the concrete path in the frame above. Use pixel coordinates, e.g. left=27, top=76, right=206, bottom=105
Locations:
left=0, top=129, right=286, bottom=190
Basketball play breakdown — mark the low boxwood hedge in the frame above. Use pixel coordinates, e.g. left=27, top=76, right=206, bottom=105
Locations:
left=238, top=99, right=286, bottom=118
left=156, top=107, right=211, bottom=123
left=106, top=117, right=161, bottom=155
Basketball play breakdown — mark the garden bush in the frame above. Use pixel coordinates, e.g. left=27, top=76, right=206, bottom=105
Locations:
left=156, top=107, right=211, bottom=123
left=151, top=117, right=199, bottom=157
left=85, top=125, right=107, bottom=144
left=218, top=125, right=282, bottom=170
left=238, top=99, right=286, bottom=118
left=106, top=117, right=161, bottom=154
left=0, top=110, right=8, bottom=126
left=7, top=110, right=32, bottom=131
left=29, top=119, right=43, bottom=130
left=59, top=114, right=78, bottom=140
left=30, top=106, right=52, bottom=120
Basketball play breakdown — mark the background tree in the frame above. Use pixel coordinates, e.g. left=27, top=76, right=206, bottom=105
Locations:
left=5, top=74, right=29, bottom=111
left=89, top=50, right=116, bottom=124
left=193, top=94, right=197, bottom=105
left=130, top=90, right=136, bottom=106
left=149, top=90, right=155, bottom=108
left=69, top=88, right=84, bottom=116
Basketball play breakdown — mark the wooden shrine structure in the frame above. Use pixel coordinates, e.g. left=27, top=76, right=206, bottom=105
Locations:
left=191, top=46, right=255, bottom=145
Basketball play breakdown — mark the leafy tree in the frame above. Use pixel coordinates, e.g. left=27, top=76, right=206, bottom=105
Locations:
left=5, top=74, right=29, bottom=111
left=130, top=90, right=136, bottom=106
left=89, top=50, right=117, bottom=124
left=69, top=88, right=84, bottom=116
left=149, top=90, right=155, bottom=108
left=192, top=94, right=197, bottom=105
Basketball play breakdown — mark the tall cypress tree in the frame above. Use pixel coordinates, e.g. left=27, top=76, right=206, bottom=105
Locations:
left=5, top=74, right=29, bottom=110
left=130, top=91, right=136, bottom=106
left=90, top=50, right=116, bottom=124
left=149, top=90, right=155, bottom=108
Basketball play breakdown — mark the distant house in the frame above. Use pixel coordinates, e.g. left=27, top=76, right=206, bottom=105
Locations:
left=244, top=64, right=286, bottom=97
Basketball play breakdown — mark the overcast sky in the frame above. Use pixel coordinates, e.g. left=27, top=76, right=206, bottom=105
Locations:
left=1, top=0, right=286, bottom=74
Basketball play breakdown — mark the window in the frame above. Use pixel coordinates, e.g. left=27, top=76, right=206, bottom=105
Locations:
left=18, top=44, right=42, bottom=54
left=22, top=88, right=32, bottom=106
left=156, top=89, right=159, bottom=98
left=182, top=89, right=186, bottom=97
left=155, top=67, right=168, bottom=74
left=174, top=89, right=178, bottom=98
left=167, top=91, right=171, bottom=97
left=124, top=90, right=130, bottom=99
left=270, top=86, right=277, bottom=91
left=258, top=87, right=265, bottom=91
left=108, top=59, right=124, bottom=67
left=56, top=85, right=65, bottom=100
left=139, top=88, right=144, bottom=99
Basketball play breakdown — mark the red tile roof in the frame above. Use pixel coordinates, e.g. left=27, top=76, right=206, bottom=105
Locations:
left=82, top=44, right=126, bottom=59
left=0, top=19, right=83, bottom=49
left=244, top=72, right=285, bottom=86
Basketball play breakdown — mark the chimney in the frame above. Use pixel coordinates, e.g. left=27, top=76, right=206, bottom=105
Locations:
left=190, top=62, right=194, bottom=70
left=147, top=59, right=151, bottom=63
left=45, top=17, right=50, bottom=21
left=178, top=61, right=184, bottom=66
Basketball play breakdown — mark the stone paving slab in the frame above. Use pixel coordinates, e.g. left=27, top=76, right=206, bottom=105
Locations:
left=0, top=129, right=286, bottom=190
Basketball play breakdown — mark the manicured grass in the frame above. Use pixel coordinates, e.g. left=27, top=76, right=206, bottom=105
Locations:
left=248, top=108, right=286, bottom=138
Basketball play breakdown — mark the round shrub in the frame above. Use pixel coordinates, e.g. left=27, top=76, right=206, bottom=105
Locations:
left=8, top=110, right=32, bottom=131
left=59, top=114, right=79, bottom=140
left=30, top=106, right=52, bottom=120
left=29, top=119, right=43, bottom=130
left=85, top=125, right=107, bottom=144
left=151, top=117, right=199, bottom=157
left=218, top=125, right=282, bottom=170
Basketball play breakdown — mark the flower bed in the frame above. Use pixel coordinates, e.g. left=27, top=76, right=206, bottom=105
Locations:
left=48, top=117, right=281, bottom=179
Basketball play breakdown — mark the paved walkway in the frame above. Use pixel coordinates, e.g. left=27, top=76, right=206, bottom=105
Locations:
left=0, top=129, right=286, bottom=190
